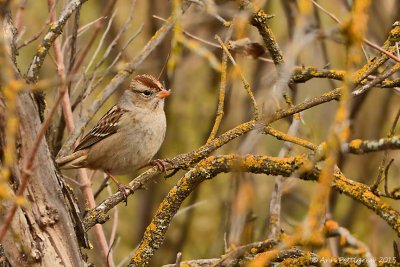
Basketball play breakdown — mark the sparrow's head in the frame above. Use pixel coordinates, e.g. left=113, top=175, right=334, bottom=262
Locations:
left=120, top=74, right=171, bottom=111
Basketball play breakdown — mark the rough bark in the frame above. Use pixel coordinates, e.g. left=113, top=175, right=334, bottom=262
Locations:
left=0, top=92, right=88, bottom=267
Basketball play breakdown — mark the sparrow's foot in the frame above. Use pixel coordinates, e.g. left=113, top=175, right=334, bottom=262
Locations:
left=149, top=159, right=169, bottom=172
left=105, top=170, right=130, bottom=205
left=138, top=159, right=176, bottom=178
left=116, top=184, right=131, bottom=205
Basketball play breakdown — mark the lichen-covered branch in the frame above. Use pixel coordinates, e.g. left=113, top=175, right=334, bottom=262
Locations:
left=291, top=65, right=400, bottom=90
left=264, top=125, right=317, bottom=151
left=324, top=220, right=375, bottom=263
left=129, top=154, right=400, bottom=266
left=250, top=9, right=284, bottom=65
left=162, top=247, right=319, bottom=267
left=291, top=67, right=346, bottom=83
left=214, top=239, right=278, bottom=266
left=344, top=136, right=400, bottom=154
left=129, top=154, right=306, bottom=267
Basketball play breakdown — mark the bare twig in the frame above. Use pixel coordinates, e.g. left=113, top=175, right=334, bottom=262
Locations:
left=215, top=35, right=259, bottom=119
left=78, top=0, right=138, bottom=101
left=311, top=0, right=400, bottom=64
left=371, top=107, right=400, bottom=192
left=155, top=14, right=274, bottom=63
left=206, top=26, right=233, bottom=143
left=267, top=119, right=300, bottom=239
left=70, top=10, right=117, bottom=100
left=71, top=0, right=118, bottom=76
left=17, top=23, right=47, bottom=50
left=14, top=0, right=27, bottom=32
left=206, top=50, right=227, bottom=142
left=26, top=0, right=89, bottom=83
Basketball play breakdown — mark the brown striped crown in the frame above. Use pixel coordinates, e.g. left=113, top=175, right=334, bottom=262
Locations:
left=132, top=74, right=164, bottom=91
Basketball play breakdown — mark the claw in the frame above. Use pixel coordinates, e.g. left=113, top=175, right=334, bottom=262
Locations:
left=150, top=159, right=168, bottom=172
left=138, top=159, right=176, bottom=178
left=105, top=170, right=130, bottom=205
left=116, top=184, right=131, bottom=205
left=150, top=159, right=177, bottom=178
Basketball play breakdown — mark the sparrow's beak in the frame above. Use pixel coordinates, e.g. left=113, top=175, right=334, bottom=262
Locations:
left=156, top=89, right=171, bottom=99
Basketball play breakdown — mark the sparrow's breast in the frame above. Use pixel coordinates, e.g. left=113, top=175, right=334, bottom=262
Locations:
left=107, top=110, right=167, bottom=174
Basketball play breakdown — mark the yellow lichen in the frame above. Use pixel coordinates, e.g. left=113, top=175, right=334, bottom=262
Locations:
left=349, top=139, right=363, bottom=149
left=37, top=45, right=46, bottom=54
left=324, top=219, right=339, bottom=232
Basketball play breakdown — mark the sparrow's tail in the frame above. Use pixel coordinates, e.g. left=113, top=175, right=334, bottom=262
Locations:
left=55, top=150, right=88, bottom=169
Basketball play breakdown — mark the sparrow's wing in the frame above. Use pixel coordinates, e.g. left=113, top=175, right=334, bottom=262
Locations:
left=74, top=105, right=126, bottom=151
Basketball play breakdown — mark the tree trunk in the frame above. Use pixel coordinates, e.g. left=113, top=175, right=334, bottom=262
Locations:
left=0, top=92, right=88, bottom=267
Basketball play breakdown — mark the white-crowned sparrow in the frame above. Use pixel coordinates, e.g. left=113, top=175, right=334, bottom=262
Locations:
left=56, top=74, right=170, bottom=197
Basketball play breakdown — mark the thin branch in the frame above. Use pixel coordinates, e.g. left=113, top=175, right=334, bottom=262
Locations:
left=353, top=63, right=400, bottom=95
left=26, top=0, right=89, bottom=83
left=250, top=9, right=284, bottom=65
left=154, top=14, right=274, bottom=63
left=343, top=135, right=400, bottom=154
left=311, top=0, right=400, bottom=64
left=69, top=10, right=117, bottom=100
left=14, top=0, right=27, bottom=32
left=215, top=35, right=259, bottom=119
left=266, top=119, right=300, bottom=240
left=78, top=0, right=138, bottom=101
left=17, top=29, right=45, bottom=50
left=264, top=125, right=317, bottom=151
left=206, top=26, right=232, bottom=143
left=206, top=50, right=227, bottom=142
left=70, top=0, right=117, bottom=75
left=371, top=107, right=400, bottom=192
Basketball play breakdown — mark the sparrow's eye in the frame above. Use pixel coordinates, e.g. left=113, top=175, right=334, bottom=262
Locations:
left=142, top=90, right=153, bottom=96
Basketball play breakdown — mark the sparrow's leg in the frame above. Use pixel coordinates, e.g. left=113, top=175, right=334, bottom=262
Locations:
left=105, top=170, right=130, bottom=205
